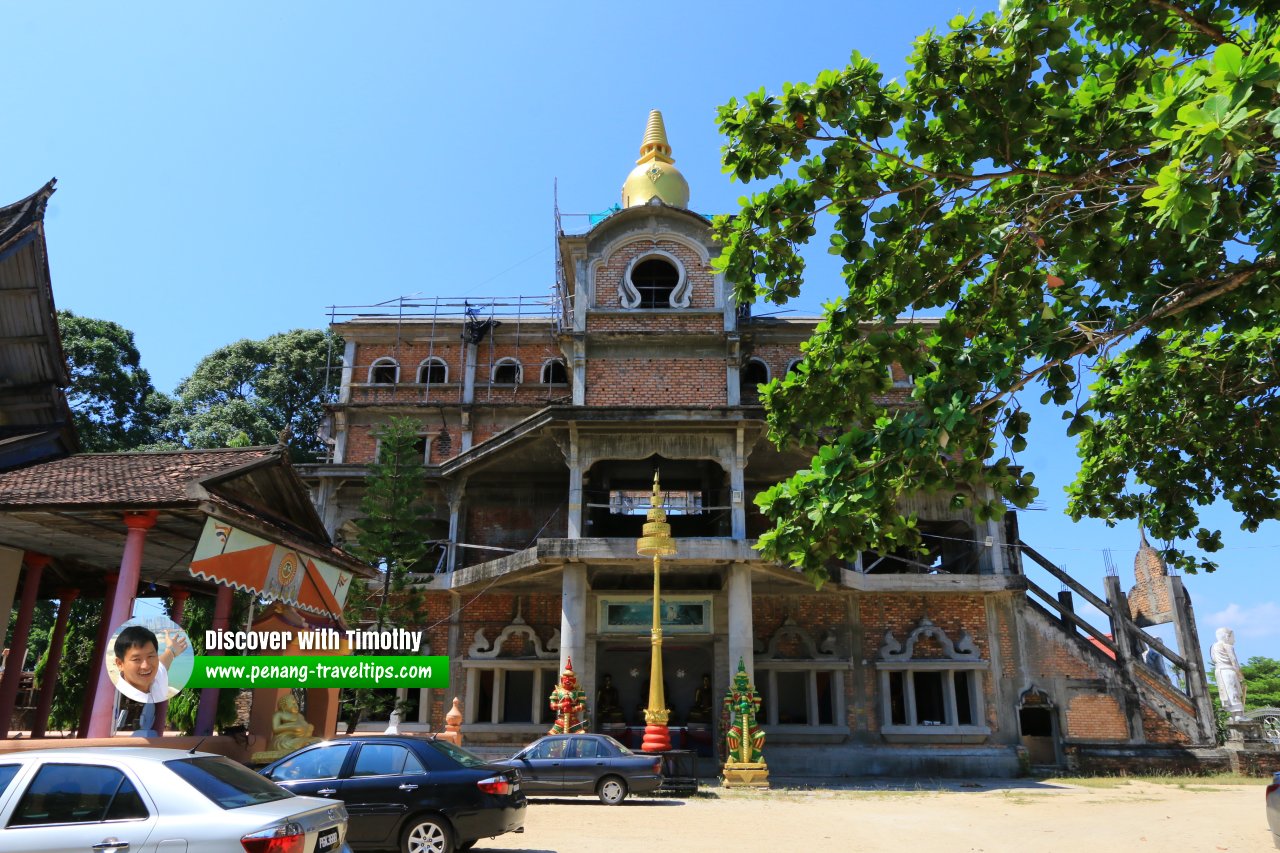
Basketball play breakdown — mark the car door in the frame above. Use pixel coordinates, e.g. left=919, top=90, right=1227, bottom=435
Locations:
left=0, top=761, right=159, bottom=853
left=264, top=743, right=354, bottom=802
left=513, top=737, right=569, bottom=793
left=559, top=737, right=608, bottom=794
left=339, top=742, right=429, bottom=848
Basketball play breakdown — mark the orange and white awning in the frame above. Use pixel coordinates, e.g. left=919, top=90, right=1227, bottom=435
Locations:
left=188, top=518, right=355, bottom=617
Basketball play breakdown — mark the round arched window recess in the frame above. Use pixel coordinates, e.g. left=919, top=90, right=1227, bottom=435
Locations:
left=369, top=357, right=400, bottom=384
left=491, top=358, right=522, bottom=384
left=418, top=358, right=448, bottom=385
left=619, top=250, right=691, bottom=309
left=541, top=359, right=568, bottom=385
left=740, top=358, right=770, bottom=402
left=786, top=358, right=803, bottom=376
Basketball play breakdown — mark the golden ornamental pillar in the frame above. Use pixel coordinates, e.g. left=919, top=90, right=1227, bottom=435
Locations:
left=637, top=472, right=676, bottom=753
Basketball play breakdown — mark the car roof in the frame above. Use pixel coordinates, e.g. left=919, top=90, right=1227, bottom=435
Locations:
left=3, top=747, right=219, bottom=761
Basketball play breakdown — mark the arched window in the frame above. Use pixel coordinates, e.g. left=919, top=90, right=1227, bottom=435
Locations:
left=418, top=358, right=448, bottom=385
left=541, top=359, right=568, bottom=385
left=631, top=258, right=680, bottom=308
left=888, top=364, right=912, bottom=388
left=492, top=358, right=522, bottom=384
left=369, top=357, right=399, bottom=384
left=786, top=358, right=803, bottom=375
left=740, top=358, right=769, bottom=401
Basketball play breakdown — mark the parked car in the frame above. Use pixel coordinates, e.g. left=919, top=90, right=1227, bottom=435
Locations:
left=0, top=746, right=350, bottom=853
left=495, top=733, right=664, bottom=805
left=260, top=736, right=524, bottom=853
left=1268, top=771, right=1279, bottom=849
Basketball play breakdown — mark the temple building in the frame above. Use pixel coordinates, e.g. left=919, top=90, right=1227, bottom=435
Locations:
left=304, top=111, right=1217, bottom=776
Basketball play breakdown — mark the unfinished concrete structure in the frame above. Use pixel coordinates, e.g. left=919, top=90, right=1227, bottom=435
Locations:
left=303, top=111, right=1218, bottom=776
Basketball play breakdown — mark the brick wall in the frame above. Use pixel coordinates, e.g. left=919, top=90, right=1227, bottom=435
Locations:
left=585, top=357, right=727, bottom=406
left=463, top=485, right=569, bottom=561
left=594, top=239, right=716, bottom=309
left=1065, top=694, right=1129, bottom=740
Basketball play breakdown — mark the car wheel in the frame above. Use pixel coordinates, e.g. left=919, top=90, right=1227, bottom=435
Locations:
left=597, top=775, right=628, bottom=805
left=402, top=815, right=453, bottom=853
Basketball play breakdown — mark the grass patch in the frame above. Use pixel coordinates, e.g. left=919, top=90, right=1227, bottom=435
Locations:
left=1046, top=772, right=1257, bottom=789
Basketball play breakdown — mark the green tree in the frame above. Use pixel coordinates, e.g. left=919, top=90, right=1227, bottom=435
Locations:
left=36, top=596, right=101, bottom=734
left=342, top=417, right=436, bottom=731
left=169, top=329, right=340, bottom=462
left=1241, top=655, right=1280, bottom=708
left=57, top=310, right=174, bottom=451
left=715, top=0, right=1280, bottom=586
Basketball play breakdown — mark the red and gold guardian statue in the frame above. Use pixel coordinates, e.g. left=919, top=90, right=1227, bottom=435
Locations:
left=548, top=657, right=589, bottom=735
left=720, top=658, right=769, bottom=787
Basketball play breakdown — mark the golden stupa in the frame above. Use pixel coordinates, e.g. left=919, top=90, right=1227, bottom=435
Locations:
left=621, top=110, right=690, bottom=209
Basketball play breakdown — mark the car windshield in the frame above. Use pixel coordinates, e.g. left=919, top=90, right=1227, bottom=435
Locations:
left=602, top=735, right=633, bottom=755
left=167, top=756, right=295, bottom=809
left=428, top=739, right=490, bottom=768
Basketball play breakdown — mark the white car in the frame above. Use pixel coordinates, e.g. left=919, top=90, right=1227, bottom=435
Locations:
left=0, top=747, right=351, bottom=853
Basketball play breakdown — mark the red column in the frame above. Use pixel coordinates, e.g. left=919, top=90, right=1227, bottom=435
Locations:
left=0, top=554, right=49, bottom=738
left=154, top=585, right=191, bottom=735
left=79, top=572, right=118, bottom=737
left=194, top=585, right=233, bottom=736
left=32, top=588, right=79, bottom=738
left=86, top=511, right=159, bottom=739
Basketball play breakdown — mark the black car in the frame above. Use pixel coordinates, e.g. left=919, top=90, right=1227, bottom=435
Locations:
left=260, top=735, right=525, bottom=853
left=495, top=733, right=664, bottom=805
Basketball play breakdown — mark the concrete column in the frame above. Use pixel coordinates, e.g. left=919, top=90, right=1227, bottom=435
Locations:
left=32, top=588, right=79, bottom=738
left=727, top=562, right=754, bottom=677
left=461, top=341, right=477, bottom=450
left=567, top=427, right=583, bottom=539
left=80, top=572, right=118, bottom=736
left=338, top=339, right=356, bottom=404
left=0, top=554, right=48, bottom=737
left=726, top=335, right=741, bottom=406
left=87, top=511, right=158, bottom=738
left=194, top=585, right=235, bottom=736
left=1169, top=577, right=1215, bottom=744
left=731, top=429, right=746, bottom=540
left=571, top=340, right=586, bottom=406
left=560, top=564, right=587, bottom=675
left=446, top=479, right=467, bottom=572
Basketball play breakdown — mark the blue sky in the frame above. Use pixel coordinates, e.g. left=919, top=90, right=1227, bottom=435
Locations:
left=5, top=2, right=1276, bottom=663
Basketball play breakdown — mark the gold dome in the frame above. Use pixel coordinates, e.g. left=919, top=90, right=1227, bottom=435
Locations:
left=621, top=110, right=690, bottom=209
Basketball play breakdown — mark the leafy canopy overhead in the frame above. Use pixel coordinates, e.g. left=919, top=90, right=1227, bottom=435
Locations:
left=715, top=0, right=1280, bottom=585
left=168, top=329, right=339, bottom=461
left=58, top=310, right=174, bottom=451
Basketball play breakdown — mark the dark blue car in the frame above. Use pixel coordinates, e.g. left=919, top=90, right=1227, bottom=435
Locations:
left=261, top=736, right=525, bottom=853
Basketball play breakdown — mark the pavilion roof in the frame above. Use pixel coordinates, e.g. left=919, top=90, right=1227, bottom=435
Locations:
left=0, top=446, right=276, bottom=508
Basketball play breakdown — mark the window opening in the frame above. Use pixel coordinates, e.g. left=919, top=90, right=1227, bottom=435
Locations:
left=542, top=359, right=568, bottom=385
left=913, top=672, right=946, bottom=725
left=609, top=489, right=703, bottom=515
left=776, top=671, right=809, bottom=724
left=631, top=258, right=680, bottom=309
left=370, top=359, right=398, bottom=384
left=502, top=670, right=534, bottom=723
left=419, top=358, right=447, bottom=384
left=492, top=359, right=522, bottom=384
left=954, top=671, right=974, bottom=725
left=1019, top=707, right=1053, bottom=737
left=741, top=359, right=769, bottom=402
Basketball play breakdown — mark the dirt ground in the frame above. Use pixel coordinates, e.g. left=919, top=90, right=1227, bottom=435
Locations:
left=473, top=777, right=1275, bottom=853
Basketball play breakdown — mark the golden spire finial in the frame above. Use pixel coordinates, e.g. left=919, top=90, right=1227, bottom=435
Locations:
left=622, top=110, right=690, bottom=209
left=638, top=472, right=676, bottom=557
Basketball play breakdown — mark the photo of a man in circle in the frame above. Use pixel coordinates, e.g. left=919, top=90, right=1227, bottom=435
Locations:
left=112, top=624, right=190, bottom=703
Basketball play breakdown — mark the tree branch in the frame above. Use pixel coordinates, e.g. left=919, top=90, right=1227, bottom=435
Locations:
left=1147, top=0, right=1233, bottom=46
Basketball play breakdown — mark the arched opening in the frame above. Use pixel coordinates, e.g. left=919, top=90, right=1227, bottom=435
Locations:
left=630, top=258, right=680, bottom=309
left=740, top=359, right=769, bottom=403
left=492, top=358, right=522, bottom=384
left=418, top=358, right=447, bottom=384
left=369, top=358, right=399, bottom=384
left=541, top=359, right=568, bottom=385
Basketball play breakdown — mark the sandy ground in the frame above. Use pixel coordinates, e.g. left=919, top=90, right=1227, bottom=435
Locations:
left=473, top=777, right=1276, bottom=853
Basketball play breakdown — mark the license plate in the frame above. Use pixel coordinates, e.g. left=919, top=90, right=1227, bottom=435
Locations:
left=315, top=827, right=340, bottom=853
left=511, top=781, right=520, bottom=791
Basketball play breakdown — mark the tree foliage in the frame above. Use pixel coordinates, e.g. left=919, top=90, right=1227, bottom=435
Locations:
left=715, top=0, right=1280, bottom=585
left=57, top=310, right=174, bottom=451
left=169, top=329, right=340, bottom=461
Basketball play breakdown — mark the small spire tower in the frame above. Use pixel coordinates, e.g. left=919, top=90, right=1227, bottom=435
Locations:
left=621, top=110, right=690, bottom=209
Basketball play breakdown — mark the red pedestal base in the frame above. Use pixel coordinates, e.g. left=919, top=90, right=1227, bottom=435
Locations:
left=641, top=723, right=671, bottom=753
